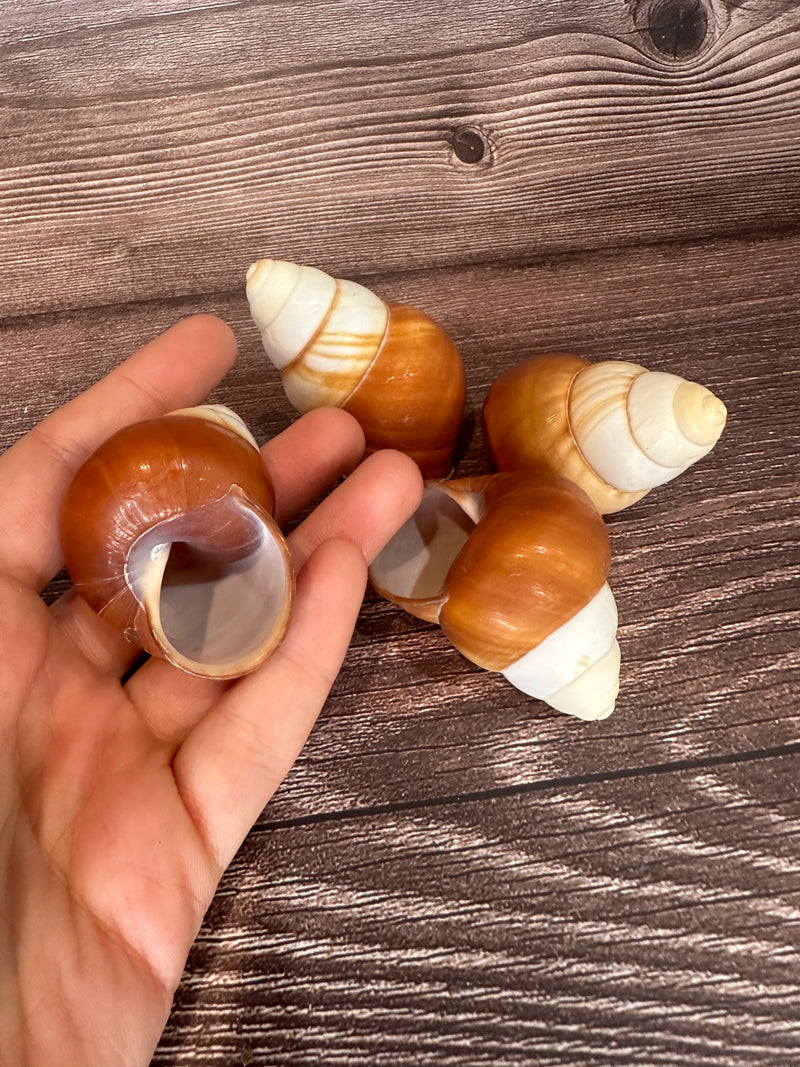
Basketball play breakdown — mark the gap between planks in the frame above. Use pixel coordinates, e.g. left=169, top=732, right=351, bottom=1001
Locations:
left=256, top=739, right=800, bottom=832
left=1, top=222, right=798, bottom=330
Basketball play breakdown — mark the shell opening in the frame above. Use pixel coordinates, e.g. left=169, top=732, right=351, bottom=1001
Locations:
left=370, top=485, right=475, bottom=607
left=125, top=490, right=292, bottom=678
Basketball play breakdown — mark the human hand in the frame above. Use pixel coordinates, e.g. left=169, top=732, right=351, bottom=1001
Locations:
left=0, top=315, right=423, bottom=1067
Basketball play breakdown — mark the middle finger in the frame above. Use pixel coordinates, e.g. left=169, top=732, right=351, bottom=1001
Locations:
left=261, top=406, right=366, bottom=525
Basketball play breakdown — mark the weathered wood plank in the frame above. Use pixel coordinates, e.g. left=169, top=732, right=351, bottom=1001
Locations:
left=0, top=0, right=631, bottom=60
left=1, top=2, right=798, bottom=317
left=153, top=752, right=800, bottom=1066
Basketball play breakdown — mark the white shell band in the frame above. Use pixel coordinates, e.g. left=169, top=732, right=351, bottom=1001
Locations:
left=569, top=363, right=685, bottom=492
left=169, top=405, right=259, bottom=451
left=628, top=372, right=726, bottom=466
left=247, top=259, right=389, bottom=413
left=282, top=276, right=388, bottom=412
left=546, top=640, right=620, bottom=721
left=247, top=259, right=337, bottom=371
left=501, top=582, right=619, bottom=720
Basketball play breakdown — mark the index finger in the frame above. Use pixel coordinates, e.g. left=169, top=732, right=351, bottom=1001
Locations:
left=0, top=314, right=237, bottom=590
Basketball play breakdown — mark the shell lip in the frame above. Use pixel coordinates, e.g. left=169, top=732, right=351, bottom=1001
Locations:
left=368, top=480, right=484, bottom=623
left=126, top=486, right=294, bottom=680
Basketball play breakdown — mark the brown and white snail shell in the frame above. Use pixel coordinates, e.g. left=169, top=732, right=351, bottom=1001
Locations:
left=369, top=469, right=620, bottom=721
left=60, top=404, right=294, bottom=679
left=482, top=354, right=727, bottom=514
left=246, top=258, right=467, bottom=478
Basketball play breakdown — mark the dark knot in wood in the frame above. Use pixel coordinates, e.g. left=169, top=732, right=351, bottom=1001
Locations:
left=452, top=126, right=488, bottom=165
left=648, top=0, right=709, bottom=58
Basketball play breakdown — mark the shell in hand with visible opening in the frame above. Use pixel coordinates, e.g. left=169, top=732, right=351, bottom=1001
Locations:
left=369, top=469, right=620, bottom=721
left=246, top=258, right=467, bottom=478
left=60, top=405, right=294, bottom=679
left=482, top=354, right=727, bottom=513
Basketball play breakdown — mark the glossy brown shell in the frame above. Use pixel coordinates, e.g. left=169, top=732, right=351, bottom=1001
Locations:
left=343, top=302, right=467, bottom=479
left=440, top=471, right=610, bottom=670
left=372, top=469, right=611, bottom=672
left=60, top=413, right=280, bottom=636
left=481, top=353, right=647, bottom=514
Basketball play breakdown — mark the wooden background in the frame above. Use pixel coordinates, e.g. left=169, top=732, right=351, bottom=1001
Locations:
left=2, top=0, right=799, bottom=1063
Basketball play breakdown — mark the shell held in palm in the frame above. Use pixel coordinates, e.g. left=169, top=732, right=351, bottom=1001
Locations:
left=369, top=469, right=620, bottom=721
left=246, top=258, right=467, bottom=479
left=59, top=405, right=294, bottom=679
left=482, top=354, right=727, bottom=514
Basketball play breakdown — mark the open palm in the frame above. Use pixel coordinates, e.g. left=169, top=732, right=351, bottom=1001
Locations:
left=0, top=315, right=422, bottom=1067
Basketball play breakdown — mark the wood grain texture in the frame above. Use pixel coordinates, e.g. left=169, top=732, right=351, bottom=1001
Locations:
left=1, top=0, right=799, bottom=1063
left=154, top=755, right=800, bottom=1066
left=1, top=1, right=799, bottom=315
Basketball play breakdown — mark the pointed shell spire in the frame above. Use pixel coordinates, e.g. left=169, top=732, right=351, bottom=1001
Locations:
left=502, top=583, right=619, bottom=720
left=246, top=258, right=388, bottom=413
left=570, top=362, right=728, bottom=493
left=482, top=354, right=727, bottom=513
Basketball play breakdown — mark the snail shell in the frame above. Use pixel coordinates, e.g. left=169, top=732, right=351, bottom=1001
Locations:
left=482, top=354, right=727, bottom=514
left=60, top=405, right=294, bottom=679
left=369, top=470, right=620, bottom=720
left=246, top=258, right=467, bottom=478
